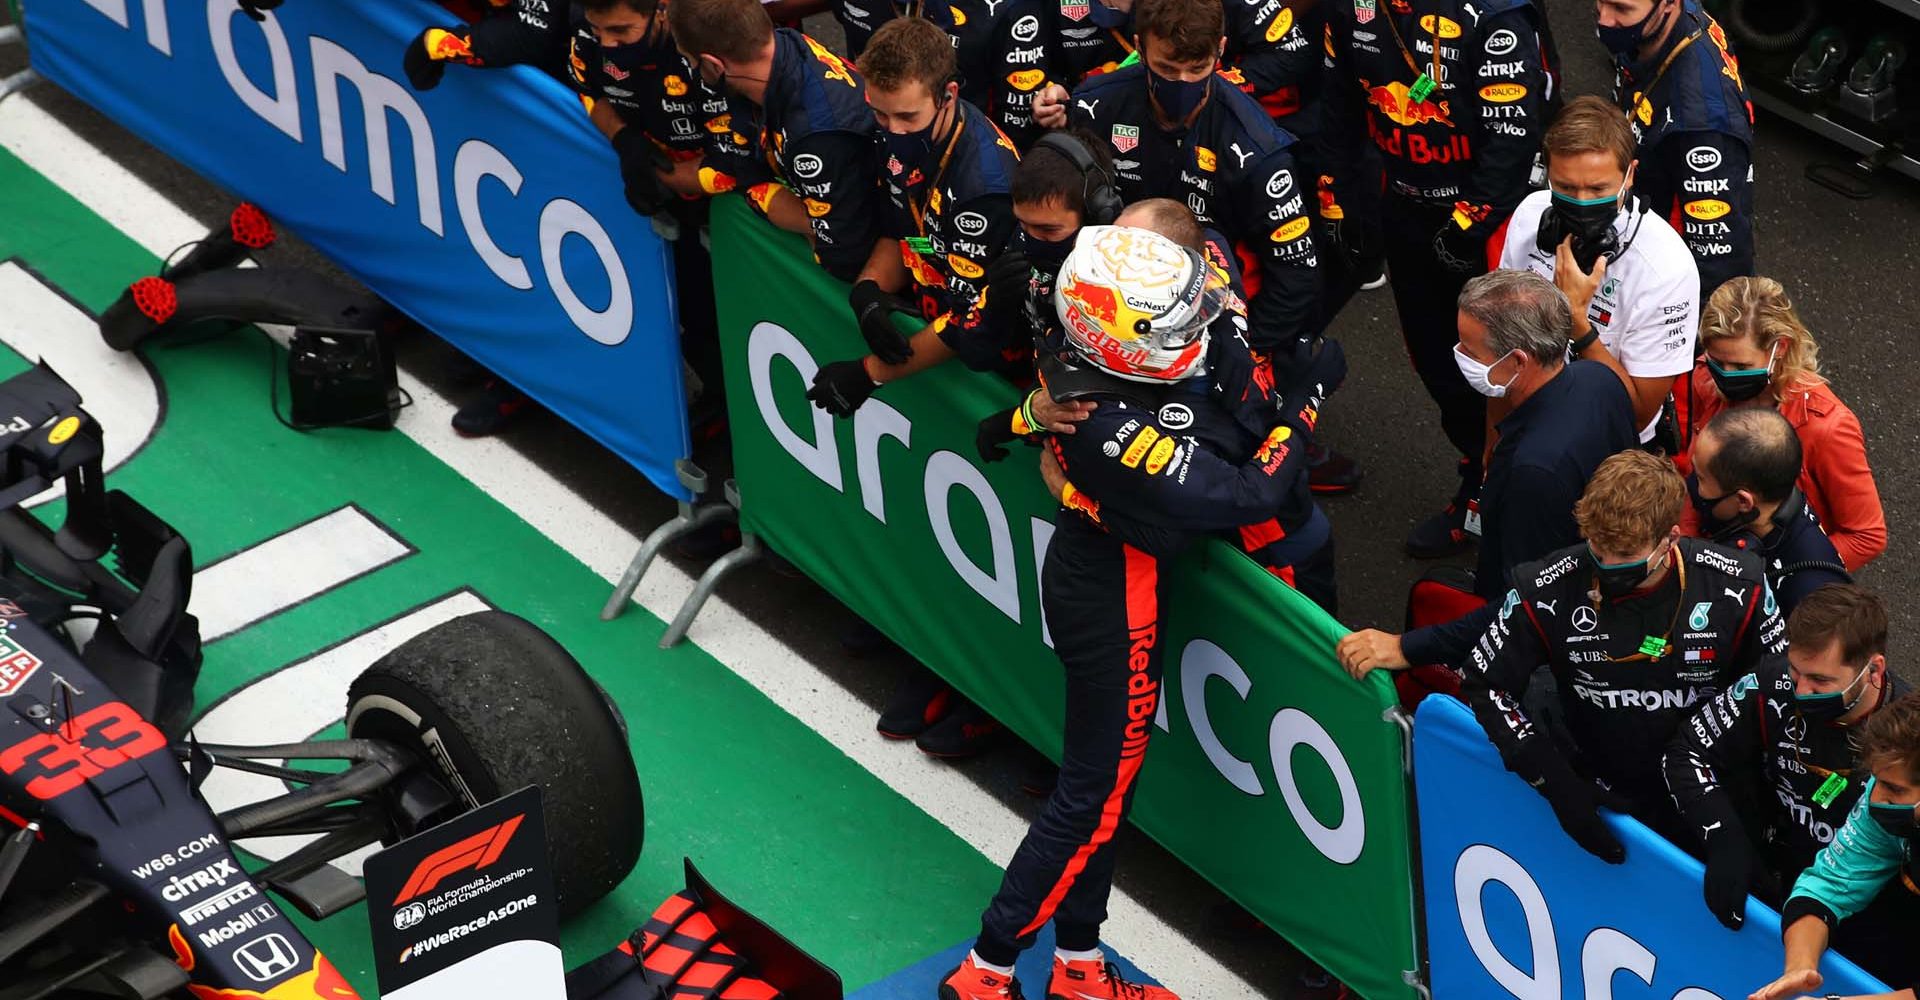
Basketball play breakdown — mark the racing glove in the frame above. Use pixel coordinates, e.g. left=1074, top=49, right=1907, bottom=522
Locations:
left=806, top=359, right=879, bottom=417
left=612, top=129, right=676, bottom=217
left=849, top=279, right=917, bottom=366
left=1432, top=220, right=1483, bottom=275
left=237, top=0, right=283, bottom=21
left=404, top=28, right=476, bottom=91
left=1701, top=829, right=1781, bottom=930
left=1512, top=740, right=1631, bottom=864
left=978, top=250, right=1032, bottom=340
left=975, top=407, right=1025, bottom=463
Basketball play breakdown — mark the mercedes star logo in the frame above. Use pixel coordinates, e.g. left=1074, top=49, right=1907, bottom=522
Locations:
left=1572, top=605, right=1598, bottom=634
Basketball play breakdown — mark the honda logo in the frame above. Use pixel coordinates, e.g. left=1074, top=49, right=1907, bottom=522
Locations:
left=233, top=933, right=299, bottom=983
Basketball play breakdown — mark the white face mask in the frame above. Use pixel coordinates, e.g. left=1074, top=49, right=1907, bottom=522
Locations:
left=1454, top=344, right=1520, bottom=398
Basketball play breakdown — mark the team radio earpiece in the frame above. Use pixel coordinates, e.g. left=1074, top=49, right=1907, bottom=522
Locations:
left=1034, top=132, right=1124, bottom=225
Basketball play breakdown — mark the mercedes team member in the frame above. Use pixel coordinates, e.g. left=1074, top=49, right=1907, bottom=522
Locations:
left=1497, top=96, right=1697, bottom=446
left=1687, top=408, right=1850, bottom=616
left=941, top=226, right=1324, bottom=1000
left=1599, top=0, right=1754, bottom=301
left=1461, top=450, right=1786, bottom=859
left=803, top=17, right=1021, bottom=417
left=1752, top=692, right=1920, bottom=1000
left=1320, top=0, right=1556, bottom=554
left=670, top=0, right=887, bottom=282
left=401, top=0, right=572, bottom=90
left=1664, top=585, right=1906, bottom=931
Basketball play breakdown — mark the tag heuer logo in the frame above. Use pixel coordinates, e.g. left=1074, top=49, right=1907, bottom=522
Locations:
left=1061, top=0, right=1090, bottom=20
left=1111, top=124, right=1140, bottom=152
left=1354, top=0, right=1376, bottom=24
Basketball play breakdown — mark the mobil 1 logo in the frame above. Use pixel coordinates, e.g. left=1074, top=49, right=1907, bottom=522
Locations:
left=363, top=786, right=562, bottom=996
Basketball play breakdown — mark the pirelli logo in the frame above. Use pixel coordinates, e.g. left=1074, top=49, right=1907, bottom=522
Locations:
left=1121, top=427, right=1160, bottom=468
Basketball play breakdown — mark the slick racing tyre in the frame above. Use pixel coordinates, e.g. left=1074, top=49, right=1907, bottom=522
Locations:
left=345, top=611, right=642, bottom=917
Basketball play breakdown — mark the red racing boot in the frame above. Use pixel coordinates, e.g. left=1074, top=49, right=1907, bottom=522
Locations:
left=1046, top=956, right=1178, bottom=1000
left=939, top=955, right=1026, bottom=1000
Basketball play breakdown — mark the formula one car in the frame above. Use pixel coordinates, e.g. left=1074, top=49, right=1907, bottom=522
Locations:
left=0, top=364, right=644, bottom=998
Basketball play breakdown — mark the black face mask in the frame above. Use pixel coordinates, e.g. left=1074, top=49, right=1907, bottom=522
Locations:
left=1706, top=355, right=1773, bottom=402
left=1589, top=542, right=1666, bottom=601
left=1023, top=230, right=1077, bottom=271
left=1537, top=190, right=1623, bottom=273
left=1868, top=800, right=1920, bottom=840
left=1687, top=473, right=1755, bottom=536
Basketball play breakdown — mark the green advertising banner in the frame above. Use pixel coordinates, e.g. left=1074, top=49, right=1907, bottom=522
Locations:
left=711, top=195, right=1420, bottom=999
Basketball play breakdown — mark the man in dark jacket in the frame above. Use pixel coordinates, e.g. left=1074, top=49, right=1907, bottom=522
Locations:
left=1688, top=407, right=1850, bottom=615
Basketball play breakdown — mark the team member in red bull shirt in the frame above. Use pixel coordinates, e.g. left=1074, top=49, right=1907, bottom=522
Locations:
left=1599, top=0, right=1754, bottom=303
left=1320, top=0, right=1557, bottom=555
left=802, top=17, right=1021, bottom=416
left=671, top=0, right=888, bottom=283
left=401, top=0, right=572, bottom=90
left=940, top=225, right=1328, bottom=1000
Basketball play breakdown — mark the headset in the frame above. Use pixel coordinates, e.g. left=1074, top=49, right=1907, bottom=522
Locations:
left=1033, top=132, right=1124, bottom=225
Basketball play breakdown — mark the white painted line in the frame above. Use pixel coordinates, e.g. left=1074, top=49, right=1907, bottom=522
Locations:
left=0, top=261, right=163, bottom=504
left=193, top=592, right=491, bottom=872
left=191, top=505, right=413, bottom=643
left=0, top=96, right=1260, bottom=999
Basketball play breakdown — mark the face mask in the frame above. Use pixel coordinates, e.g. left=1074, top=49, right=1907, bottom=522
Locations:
left=1687, top=472, right=1755, bottom=535
left=1024, top=230, right=1077, bottom=271
left=1597, top=0, right=1670, bottom=58
left=1868, top=800, right=1920, bottom=840
left=1088, top=1, right=1128, bottom=28
left=881, top=92, right=952, bottom=168
left=1795, top=661, right=1876, bottom=725
left=1589, top=541, right=1666, bottom=601
left=1147, top=67, right=1208, bottom=124
left=1706, top=352, right=1775, bottom=403
left=1453, top=344, right=1520, bottom=398
left=602, top=40, right=653, bottom=77
left=1542, top=183, right=1625, bottom=271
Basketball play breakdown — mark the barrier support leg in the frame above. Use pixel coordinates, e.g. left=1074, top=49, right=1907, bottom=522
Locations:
left=658, top=480, right=757, bottom=649
left=0, top=21, right=38, bottom=105
left=602, top=459, right=732, bottom=620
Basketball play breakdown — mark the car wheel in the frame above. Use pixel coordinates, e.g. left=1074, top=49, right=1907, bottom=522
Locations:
left=345, top=610, right=642, bottom=917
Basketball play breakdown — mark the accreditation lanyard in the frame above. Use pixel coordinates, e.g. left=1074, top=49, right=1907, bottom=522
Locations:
left=1384, top=6, right=1445, bottom=105
left=1626, top=28, right=1703, bottom=119
left=907, top=112, right=968, bottom=244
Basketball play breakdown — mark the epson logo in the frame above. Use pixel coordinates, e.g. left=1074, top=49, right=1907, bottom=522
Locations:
left=1685, top=145, right=1722, bottom=173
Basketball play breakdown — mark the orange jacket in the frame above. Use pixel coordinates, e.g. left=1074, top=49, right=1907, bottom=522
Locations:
left=1676, top=367, right=1885, bottom=571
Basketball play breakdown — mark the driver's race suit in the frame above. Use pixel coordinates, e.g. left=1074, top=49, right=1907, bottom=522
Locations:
left=1319, top=0, right=1555, bottom=493
left=972, top=360, right=1323, bottom=964
left=1462, top=537, right=1785, bottom=834
left=700, top=30, right=884, bottom=283
left=1612, top=0, right=1754, bottom=302
left=1065, top=67, right=1322, bottom=372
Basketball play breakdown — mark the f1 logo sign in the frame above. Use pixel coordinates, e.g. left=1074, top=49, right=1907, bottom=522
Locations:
left=233, top=932, right=299, bottom=983
left=392, top=814, right=524, bottom=904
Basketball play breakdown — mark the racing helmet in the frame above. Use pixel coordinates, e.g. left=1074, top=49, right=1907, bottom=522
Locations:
left=1052, top=225, right=1225, bottom=384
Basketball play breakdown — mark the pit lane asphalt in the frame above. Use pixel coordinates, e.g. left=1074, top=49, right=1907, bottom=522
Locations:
left=2, top=1, right=1912, bottom=994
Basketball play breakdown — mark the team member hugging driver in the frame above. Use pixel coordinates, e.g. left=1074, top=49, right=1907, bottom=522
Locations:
left=1751, top=692, right=1920, bottom=1000
left=941, top=226, right=1329, bottom=1000
left=1461, top=450, right=1786, bottom=859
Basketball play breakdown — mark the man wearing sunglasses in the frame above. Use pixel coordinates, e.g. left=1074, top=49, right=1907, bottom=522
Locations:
left=1460, top=449, right=1786, bottom=861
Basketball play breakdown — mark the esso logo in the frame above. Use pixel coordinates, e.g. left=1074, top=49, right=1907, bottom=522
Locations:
left=1157, top=403, right=1194, bottom=429
left=1012, top=15, right=1040, bottom=41
left=1685, top=145, right=1722, bottom=173
left=793, top=154, right=824, bottom=179
left=1265, top=169, right=1293, bottom=199
left=393, top=902, right=427, bottom=931
left=955, top=211, right=989, bottom=236
left=1484, top=28, right=1518, bottom=55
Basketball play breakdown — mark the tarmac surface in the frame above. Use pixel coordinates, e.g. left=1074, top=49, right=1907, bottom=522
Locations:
left=1, top=0, right=1914, bottom=994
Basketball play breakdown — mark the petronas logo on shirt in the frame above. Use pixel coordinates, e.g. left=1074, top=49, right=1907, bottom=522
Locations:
left=1689, top=602, right=1712, bottom=631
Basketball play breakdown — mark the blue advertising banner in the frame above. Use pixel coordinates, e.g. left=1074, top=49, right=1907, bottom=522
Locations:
left=1414, top=695, right=1889, bottom=999
left=24, top=0, right=692, bottom=499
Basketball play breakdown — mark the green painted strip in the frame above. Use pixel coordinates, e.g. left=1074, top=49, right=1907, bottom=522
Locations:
left=0, top=146, right=1000, bottom=993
